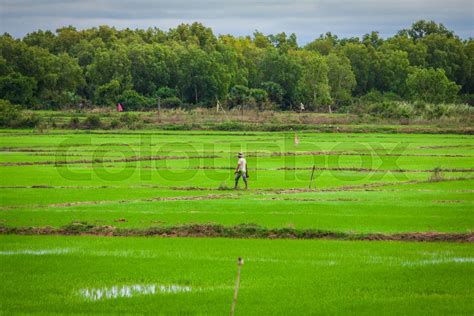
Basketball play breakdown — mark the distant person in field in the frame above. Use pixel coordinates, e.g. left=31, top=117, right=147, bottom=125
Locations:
left=234, top=152, right=248, bottom=189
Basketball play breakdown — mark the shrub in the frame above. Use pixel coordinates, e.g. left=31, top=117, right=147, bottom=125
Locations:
left=119, top=113, right=144, bottom=129
left=383, top=92, right=403, bottom=102
left=424, top=104, right=447, bottom=120
left=120, top=113, right=137, bottom=126
left=161, top=96, right=182, bottom=108
left=82, top=114, right=102, bottom=129
left=396, top=102, right=414, bottom=119
left=0, top=73, right=36, bottom=105
left=154, top=87, right=177, bottom=99
left=46, top=116, right=57, bottom=128
left=458, top=94, right=474, bottom=106
left=216, top=121, right=245, bottom=131
left=406, top=67, right=460, bottom=104
left=366, top=101, right=414, bottom=119
left=261, top=81, right=284, bottom=104
left=443, top=103, right=473, bottom=118
left=118, top=90, right=153, bottom=111
left=359, top=90, right=383, bottom=103
left=68, top=117, right=80, bottom=129
left=360, top=91, right=403, bottom=103
left=0, top=99, right=22, bottom=127
left=228, top=85, right=250, bottom=107
left=0, top=99, right=41, bottom=128
left=249, top=88, right=268, bottom=107
left=108, top=118, right=123, bottom=129
left=423, top=103, right=473, bottom=120
left=94, top=79, right=121, bottom=106
left=20, top=112, right=42, bottom=128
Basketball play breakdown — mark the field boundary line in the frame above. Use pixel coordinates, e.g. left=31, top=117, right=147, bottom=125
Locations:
left=1, top=223, right=472, bottom=243
left=0, top=193, right=241, bottom=210
left=0, top=155, right=221, bottom=166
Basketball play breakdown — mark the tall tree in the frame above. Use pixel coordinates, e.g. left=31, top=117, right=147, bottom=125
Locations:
left=377, top=50, right=411, bottom=95
left=176, top=45, right=224, bottom=104
left=326, top=53, right=356, bottom=110
left=340, top=43, right=371, bottom=95
left=257, top=48, right=302, bottom=108
left=406, top=67, right=460, bottom=103
left=293, top=50, right=331, bottom=109
left=398, top=20, right=454, bottom=40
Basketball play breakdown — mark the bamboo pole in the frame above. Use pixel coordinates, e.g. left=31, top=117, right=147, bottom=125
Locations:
left=230, top=257, right=244, bottom=316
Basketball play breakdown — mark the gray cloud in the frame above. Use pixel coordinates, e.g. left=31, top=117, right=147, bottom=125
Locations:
left=0, top=0, right=472, bottom=43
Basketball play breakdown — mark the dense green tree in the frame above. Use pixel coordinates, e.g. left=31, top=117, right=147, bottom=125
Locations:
left=253, top=31, right=272, bottom=49
left=23, top=30, right=56, bottom=52
left=55, top=26, right=83, bottom=54
left=168, top=22, right=217, bottom=51
left=118, top=89, right=153, bottom=110
left=0, top=20, right=470, bottom=109
left=228, top=85, right=250, bottom=107
left=305, top=32, right=338, bottom=55
left=406, top=67, right=460, bottom=103
left=383, top=34, right=427, bottom=66
left=222, top=36, right=264, bottom=88
left=249, top=88, right=268, bottom=107
left=86, top=46, right=132, bottom=100
left=293, top=50, right=331, bottom=109
left=176, top=45, right=224, bottom=104
left=0, top=35, right=84, bottom=108
left=94, top=79, right=121, bottom=106
left=154, top=87, right=177, bottom=99
left=362, top=32, right=384, bottom=48
left=326, top=53, right=356, bottom=109
left=463, top=39, right=474, bottom=93
left=268, top=32, right=298, bottom=52
left=377, top=50, right=410, bottom=95
left=228, top=85, right=268, bottom=109
left=0, top=56, right=12, bottom=76
left=0, top=73, right=36, bottom=104
left=398, top=20, right=454, bottom=40
left=95, top=25, right=118, bottom=46
left=420, top=34, right=468, bottom=86
left=258, top=48, right=302, bottom=108
left=261, top=81, right=284, bottom=105
left=340, top=43, right=371, bottom=95
left=127, top=44, right=171, bottom=96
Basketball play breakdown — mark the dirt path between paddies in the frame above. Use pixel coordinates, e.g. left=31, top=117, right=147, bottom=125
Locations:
left=1, top=223, right=472, bottom=243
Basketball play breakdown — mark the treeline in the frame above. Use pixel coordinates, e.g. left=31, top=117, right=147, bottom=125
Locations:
left=0, top=20, right=473, bottom=111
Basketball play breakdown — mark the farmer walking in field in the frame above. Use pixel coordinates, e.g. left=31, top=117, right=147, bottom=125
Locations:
left=234, top=152, right=248, bottom=190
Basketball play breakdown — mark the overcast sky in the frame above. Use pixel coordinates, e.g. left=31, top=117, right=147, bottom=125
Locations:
left=0, top=0, right=472, bottom=44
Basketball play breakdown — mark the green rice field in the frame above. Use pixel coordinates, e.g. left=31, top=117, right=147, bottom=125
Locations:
left=1, top=129, right=473, bottom=314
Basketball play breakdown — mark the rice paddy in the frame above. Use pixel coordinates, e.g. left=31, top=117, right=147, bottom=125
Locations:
left=0, top=129, right=473, bottom=314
